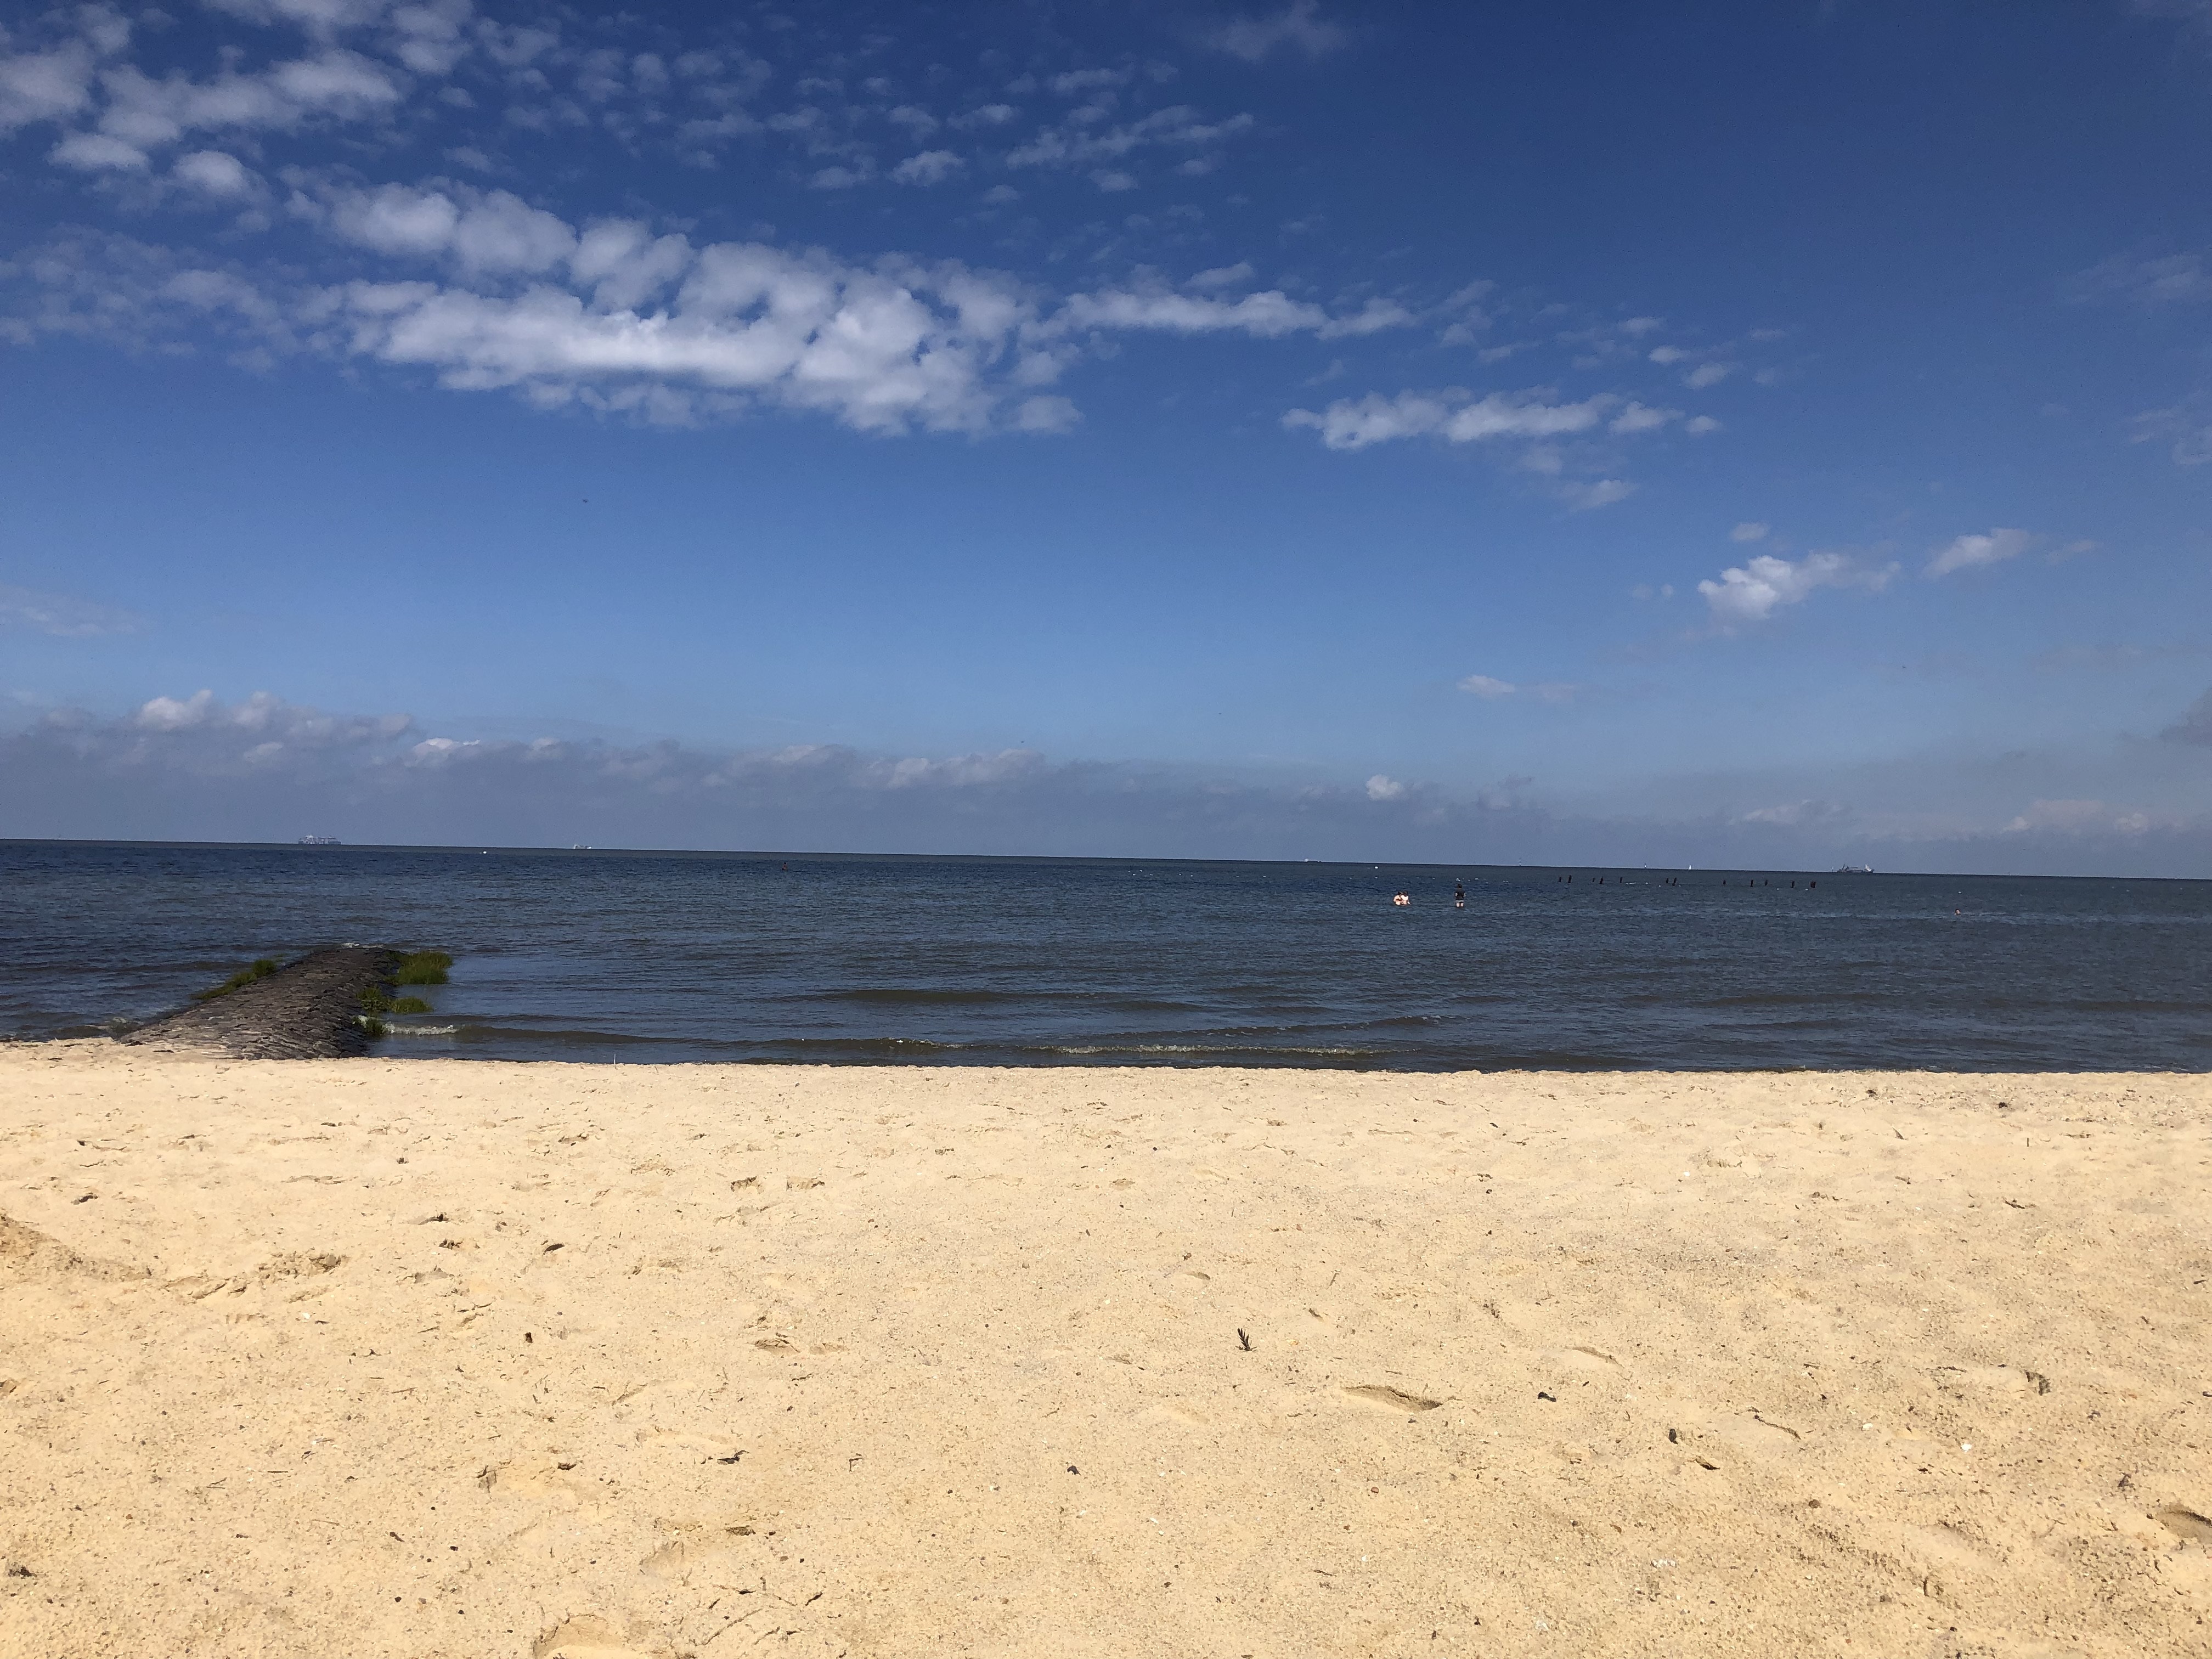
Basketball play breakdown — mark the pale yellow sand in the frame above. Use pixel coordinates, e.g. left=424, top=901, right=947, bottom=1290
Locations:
left=2, top=1045, right=2208, bottom=1659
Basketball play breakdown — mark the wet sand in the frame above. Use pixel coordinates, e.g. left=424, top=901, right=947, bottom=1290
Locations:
left=2, top=1043, right=2208, bottom=1657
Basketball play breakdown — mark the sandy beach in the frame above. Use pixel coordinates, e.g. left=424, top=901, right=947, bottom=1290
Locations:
left=1, top=1045, right=2207, bottom=1658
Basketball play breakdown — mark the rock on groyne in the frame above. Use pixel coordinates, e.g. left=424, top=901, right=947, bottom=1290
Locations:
left=121, top=946, right=402, bottom=1059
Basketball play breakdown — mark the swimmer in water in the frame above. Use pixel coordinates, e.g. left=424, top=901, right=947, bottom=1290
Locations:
left=1392, top=892, right=1412, bottom=906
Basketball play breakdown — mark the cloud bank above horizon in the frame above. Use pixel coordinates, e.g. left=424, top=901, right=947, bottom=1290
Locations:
left=5, top=689, right=2203, bottom=878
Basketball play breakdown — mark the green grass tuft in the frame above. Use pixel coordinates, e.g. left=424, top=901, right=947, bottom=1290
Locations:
left=192, top=958, right=279, bottom=1002
left=358, top=1014, right=387, bottom=1039
left=390, top=996, right=432, bottom=1015
left=394, top=950, right=452, bottom=985
left=359, top=986, right=393, bottom=1014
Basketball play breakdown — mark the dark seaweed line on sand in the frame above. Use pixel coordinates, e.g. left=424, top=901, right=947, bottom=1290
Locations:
left=120, top=946, right=400, bottom=1059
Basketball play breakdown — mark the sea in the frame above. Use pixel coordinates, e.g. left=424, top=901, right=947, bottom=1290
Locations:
left=2, top=840, right=2206, bottom=1071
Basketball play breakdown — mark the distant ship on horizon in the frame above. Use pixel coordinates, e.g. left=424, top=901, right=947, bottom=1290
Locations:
left=297, top=835, right=342, bottom=847
left=1835, top=864, right=1873, bottom=874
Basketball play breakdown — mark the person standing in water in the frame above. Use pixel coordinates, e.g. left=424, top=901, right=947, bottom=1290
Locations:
left=1454, top=880, right=1466, bottom=908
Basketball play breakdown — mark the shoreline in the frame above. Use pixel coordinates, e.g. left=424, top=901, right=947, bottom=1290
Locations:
left=4, top=1044, right=2207, bottom=1656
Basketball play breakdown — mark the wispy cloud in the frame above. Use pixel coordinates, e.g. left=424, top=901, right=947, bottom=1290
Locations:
left=1006, top=105, right=1256, bottom=176
left=2066, top=247, right=2212, bottom=307
left=0, top=584, right=142, bottom=637
left=2164, top=686, right=2212, bottom=746
left=2132, top=398, right=2212, bottom=467
left=1283, top=387, right=1615, bottom=450
left=1925, top=527, right=2030, bottom=578
left=890, top=149, right=963, bottom=186
left=1458, top=674, right=1582, bottom=701
left=1053, top=281, right=1408, bottom=342
left=1210, top=1, right=1349, bottom=62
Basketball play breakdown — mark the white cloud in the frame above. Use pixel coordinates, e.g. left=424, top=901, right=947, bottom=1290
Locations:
left=1364, top=774, right=1406, bottom=801
left=319, top=236, right=1054, bottom=436
left=1609, top=400, right=1679, bottom=435
left=132, top=688, right=412, bottom=749
left=85, top=49, right=402, bottom=153
left=0, top=43, right=97, bottom=132
left=201, top=0, right=397, bottom=31
left=5, top=207, right=1438, bottom=439
left=1684, top=361, right=1734, bottom=388
left=1013, top=395, right=1080, bottom=433
left=1697, top=550, right=1895, bottom=627
left=50, top=130, right=146, bottom=169
left=1459, top=674, right=1515, bottom=697
left=172, top=149, right=262, bottom=198
left=1683, top=415, right=1721, bottom=435
left=1213, top=1, right=1348, bottom=60
left=323, top=182, right=578, bottom=273
left=1282, top=387, right=1613, bottom=450
left=1189, top=262, right=1255, bottom=289
left=890, top=149, right=963, bottom=185
left=568, top=218, right=693, bottom=311
left=1926, top=527, right=2030, bottom=578
left=1563, top=478, right=1634, bottom=511
left=1730, top=521, right=1769, bottom=543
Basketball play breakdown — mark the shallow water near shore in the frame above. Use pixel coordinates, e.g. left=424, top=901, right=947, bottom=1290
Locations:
left=3, top=839, right=2207, bottom=1069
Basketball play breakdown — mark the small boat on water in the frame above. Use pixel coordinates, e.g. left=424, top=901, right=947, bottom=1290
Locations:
left=1835, top=864, right=1873, bottom=874
left=297, top=835, right=341, bottom=847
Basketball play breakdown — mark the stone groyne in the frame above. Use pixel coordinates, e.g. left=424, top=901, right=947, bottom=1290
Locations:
left=121, top=946, right=402, bottom=1059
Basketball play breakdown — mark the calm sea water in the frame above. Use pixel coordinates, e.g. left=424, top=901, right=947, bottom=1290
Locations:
left=2, top=840, right=2206, bottom=1070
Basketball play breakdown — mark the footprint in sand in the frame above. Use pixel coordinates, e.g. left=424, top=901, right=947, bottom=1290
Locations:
left=2157, top=1506, right=2212, bottom=1544
left=533, top=1614, right=657, bottom=1659
left=257, top=1251, right=344, bottom=1281
left=1550, top=1346, right=1622, bottom=1373
left=479, top=1459, right=591, bottom=1499
left=640, top=1536, right=748, bottom=1583
left=1164, top=1267, right=1211, bottom=1289
left=1938, top=1365, right=2045, bottom=1397
left=640, top=1428, right=744, bottom=1462
left=760, top=1272, right=816, bottom=1305
left=1342, top=1384, right=1443, bottom=1413
left=1137, top=1402, right=1209, bottom=1426
left=1712, top=1413, right=1803, bottom=1452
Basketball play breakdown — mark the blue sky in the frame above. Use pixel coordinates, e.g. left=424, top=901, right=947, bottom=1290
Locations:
left=2, top=0, right=2209, bottom=873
